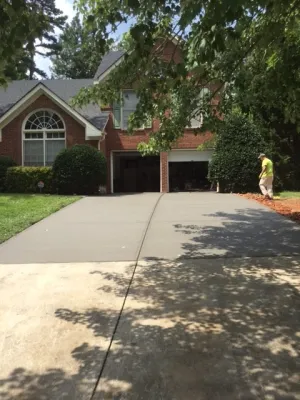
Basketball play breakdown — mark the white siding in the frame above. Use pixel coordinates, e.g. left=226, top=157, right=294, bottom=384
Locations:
left=168, top=150, right=213, bottom=162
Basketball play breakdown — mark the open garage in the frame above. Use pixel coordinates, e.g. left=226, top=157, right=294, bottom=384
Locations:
left=112, top=151, right=160, bottom=193
left=168, top=150, right=213, bottom=192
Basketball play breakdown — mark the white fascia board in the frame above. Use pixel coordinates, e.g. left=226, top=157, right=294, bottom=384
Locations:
left=0, top=83, right=103, bottom=141
left=95, top=56, right=125, bottom=82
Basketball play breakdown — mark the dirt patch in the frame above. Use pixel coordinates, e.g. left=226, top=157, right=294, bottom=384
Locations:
left=240, top=194, right=300, bottom=224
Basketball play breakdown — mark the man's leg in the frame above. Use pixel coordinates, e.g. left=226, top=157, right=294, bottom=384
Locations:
left=266, top=176, right=274, bottom=199
left=259, top=178, right=268, bottom=196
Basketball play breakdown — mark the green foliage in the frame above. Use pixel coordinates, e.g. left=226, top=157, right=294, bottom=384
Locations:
left=0, top=156, right=16, bottom=192
left=52, top=145, right=106, bottom=195
left=51, top=14, right=104, bottom=79
left=74, top=0, right=300, bottom=152
left=208, top=113, right=266, bottom=193
left=5, top=167, right=53, bottom=194
left=1, top=0, right=66, bottom=82
left=232, top=25, right=300, bottom=190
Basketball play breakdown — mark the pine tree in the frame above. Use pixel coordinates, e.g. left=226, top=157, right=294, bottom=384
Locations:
left=51, top=14, right=103, bottom=79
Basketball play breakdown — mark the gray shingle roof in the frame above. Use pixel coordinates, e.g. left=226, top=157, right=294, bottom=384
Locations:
left=0, top=79, right=109, bottom=131
left=94, top=50, right=125, bottom=79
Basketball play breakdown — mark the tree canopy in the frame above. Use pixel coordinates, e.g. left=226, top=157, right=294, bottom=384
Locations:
left=73, top=0, right=300, bottom=154
left=51, top=14, right=104, bottom=79
left=1, top=0, right=66, bottom=82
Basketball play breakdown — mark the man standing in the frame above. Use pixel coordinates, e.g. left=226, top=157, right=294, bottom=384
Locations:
left=258, top=153, right=274, bottom=199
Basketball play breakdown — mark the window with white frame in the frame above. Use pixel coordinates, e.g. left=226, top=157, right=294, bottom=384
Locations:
left=187, top=88, right=211, bottom=129
left=23, top=110, right=66, bottom=166
left=113, top=90, right=152, bottom=130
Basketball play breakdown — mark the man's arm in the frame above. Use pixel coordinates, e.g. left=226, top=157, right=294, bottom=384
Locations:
left=259, top=165, right=267, bottom=179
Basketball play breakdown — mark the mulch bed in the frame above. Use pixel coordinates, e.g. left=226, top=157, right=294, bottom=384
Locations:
left=239, top=194, right=300, bottom=224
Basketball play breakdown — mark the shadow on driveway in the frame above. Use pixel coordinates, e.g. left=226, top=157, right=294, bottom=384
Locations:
left=1, top=204, right=300, bottom=399
left=174, top=207, right=300, bottom=259
left=2, top=257, right=299, bottom=399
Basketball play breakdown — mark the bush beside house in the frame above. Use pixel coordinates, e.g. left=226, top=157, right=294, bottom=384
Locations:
left=0, top=156, right=16, bottom=192
left=52, top=145, right=106, bottom=195
left=3, top=145, right=107, bottom=195
left=208, top=113, right=267, bottom=193
left=5, top=167, right=53, bottom=193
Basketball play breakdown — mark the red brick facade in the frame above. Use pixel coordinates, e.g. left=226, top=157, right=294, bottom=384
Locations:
left=0, top=95, right=98, bottom=165
left=0, top=40, right=215, bottom=194
left=101, top=112, right=213, bottom=193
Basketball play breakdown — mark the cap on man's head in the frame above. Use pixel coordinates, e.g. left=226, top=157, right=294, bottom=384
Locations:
left=258, top=153, right=266, bottom=159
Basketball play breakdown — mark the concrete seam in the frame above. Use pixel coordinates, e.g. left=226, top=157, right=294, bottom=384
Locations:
left=90, top=193, right=164, bottom=399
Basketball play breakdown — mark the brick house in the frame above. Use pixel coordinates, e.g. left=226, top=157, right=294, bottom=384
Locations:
left=0, top=40, right=214, bottom=194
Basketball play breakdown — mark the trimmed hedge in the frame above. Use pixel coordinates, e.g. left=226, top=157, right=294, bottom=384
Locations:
left=0, top=156, right=16, bottom=192
left=208, top=113, right=267, bottom=193
left=52, top=144, right=107, bottom=195
left=5, top=167, right=53, bottom=193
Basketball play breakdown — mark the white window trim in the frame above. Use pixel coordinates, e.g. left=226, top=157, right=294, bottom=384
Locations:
left=22, top=109, right=66, bottom=167
left=114, top=90, right=152, bottom=131
left=186, top=112, right=204, bottom=129
left=185, top=88, right=211, bottom=129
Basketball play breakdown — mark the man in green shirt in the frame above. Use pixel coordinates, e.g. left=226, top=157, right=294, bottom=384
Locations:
left=258, top=153, right=274, bottom=199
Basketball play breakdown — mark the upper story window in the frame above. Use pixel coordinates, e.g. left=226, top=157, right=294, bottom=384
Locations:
left=23, top=110, right=66, bottom=166
left=187, top=87, right=211, bottom=129
left=113, top=90, right=152, bottom=130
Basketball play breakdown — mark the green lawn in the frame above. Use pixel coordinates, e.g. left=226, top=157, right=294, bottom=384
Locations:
left=279, top=191, right=300, bottom=199
left=0, top=194, right=80, bottom=243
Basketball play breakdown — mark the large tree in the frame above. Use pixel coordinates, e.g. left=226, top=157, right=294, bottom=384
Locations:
left=51, top=14, right=103, bottom=79
left=26, top=0, right=67, bottom=79
left=230, top=24, right=300, bottom=189
left=73, top=0, right=300, bottom=154
left=2, top=0, right=66, bottom=81
left=0, top=0, right=41, bottom=84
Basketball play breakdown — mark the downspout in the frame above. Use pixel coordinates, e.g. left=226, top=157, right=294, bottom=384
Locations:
left=98, top=131, right=106, bottom=150
left=98, top=130, right=108, bottom=194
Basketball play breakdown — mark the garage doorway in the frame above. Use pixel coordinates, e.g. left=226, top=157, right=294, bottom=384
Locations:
left=169, top=161, right=210, bottom=191
left=112, top=152, right=160, bottom=193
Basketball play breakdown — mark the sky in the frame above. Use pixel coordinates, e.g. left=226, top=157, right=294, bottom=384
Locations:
left=35, top=0, right=76, bottom=77
left=35, top=0, right=131, bottom=78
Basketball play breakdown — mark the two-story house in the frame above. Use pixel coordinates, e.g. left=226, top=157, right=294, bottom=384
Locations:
left=0, top=39, right=214, bottom=194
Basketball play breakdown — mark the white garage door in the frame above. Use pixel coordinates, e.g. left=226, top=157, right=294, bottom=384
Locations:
left=168, top=150, right=213, bottom=162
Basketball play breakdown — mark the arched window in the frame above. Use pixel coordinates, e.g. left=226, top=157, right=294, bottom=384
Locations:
left=23, top=110, right=65, bottom=166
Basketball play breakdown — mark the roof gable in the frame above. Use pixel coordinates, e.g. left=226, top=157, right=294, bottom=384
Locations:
left=94, top=50, right=125, bottom=80
left=0, top=79, right=109, bottom=132
left=0, top=82, right=108, bottom=141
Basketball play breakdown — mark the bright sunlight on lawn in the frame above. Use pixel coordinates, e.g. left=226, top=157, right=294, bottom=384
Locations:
left=0, top=194, right=80, bottom=243
left=279, top=192, right=300, bottom=199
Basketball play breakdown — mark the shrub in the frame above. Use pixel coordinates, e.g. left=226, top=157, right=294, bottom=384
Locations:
left=52, top=145, right=106, bottom=195
left=0, top=156, right=16, bottom=191
left=5, top=167, right=53, bottom=193
left=208, top=113, right=267, bottom=193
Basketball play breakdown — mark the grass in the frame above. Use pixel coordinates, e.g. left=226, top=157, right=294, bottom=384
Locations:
left=0, top=194, right=80, bottom=243
left=279, top=191, right=300, bottom=199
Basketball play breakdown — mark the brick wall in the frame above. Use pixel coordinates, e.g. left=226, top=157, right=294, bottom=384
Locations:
left=160, top=152, right=169, bottom=192
left=101, top=40, right=216, bottom=193
left=103, top=111, right=214, bottom=193
left=0, top=94, right=98, bottom=165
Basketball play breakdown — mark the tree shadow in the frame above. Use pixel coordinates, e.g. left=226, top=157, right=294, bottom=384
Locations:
left=54, top=258, right=300, bottom=399
left=0, top=342, right=106, bottom=400
left=1, top=256, right=300, bottom=399
left=174, top=208, right=300, bottom=259
left=2, top=207, right=300, bottom=399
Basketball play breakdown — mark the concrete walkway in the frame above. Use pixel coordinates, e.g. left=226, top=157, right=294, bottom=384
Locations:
left=1, top=193, right=300, bottom=399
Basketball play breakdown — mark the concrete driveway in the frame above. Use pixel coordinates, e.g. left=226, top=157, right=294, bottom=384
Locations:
left=1, top=193, right=300, bottom=264
left=1, top=193, right=300, bottom=400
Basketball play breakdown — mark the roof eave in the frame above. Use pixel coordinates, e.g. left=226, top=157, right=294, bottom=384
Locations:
left=0, top=83, right=104, bottom=142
